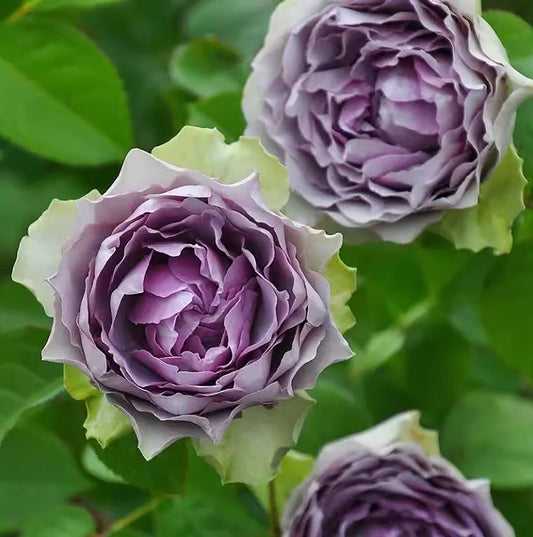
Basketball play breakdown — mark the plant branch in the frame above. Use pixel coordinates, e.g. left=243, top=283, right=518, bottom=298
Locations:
left=105, top=497, right=162, bottom=536
left=7, top=0, right=42, bottom=22
left=269, top=480, right=281, bottom=537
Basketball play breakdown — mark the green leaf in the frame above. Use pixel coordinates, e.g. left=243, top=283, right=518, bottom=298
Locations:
left=0, top=279, right=49, bottom=334
left=515, top=99, right=533, bottom=180
left=23, top=505, right=95, bottom=537
left=0, top=18, right=132, bottom=165
left=252, top=450, right=313, bottom=519
left=298, top=378, right=371, bottom=456
left=83, top=394, right=131, bottom=448
left=492, top=488, right=533, bottom=537
left=0, top=0, right=20, bottom=21
left=438, top=147, right=527, bottom=254
left=480, top=240, right=533, bottom=379
left=64, top=365, right=97, bottom=401
left=36, top=0, right=124, bottom=10
left=194, top=393, right=315, bottom=485
left=441, top=392, right=533, bottom=488
left=0, top=170, right=88, bottom=264
left=440, top=250, right=496, bottom=347
left=152, top=126, right=289, bottom=211
left=155, top=495, right=268, bottom=537
left=324, top=253, right=357, bottom=334
left=484, top=10, right=533, bottom=77
left=170, top=37, right=247, bottom=97
left=187, top=91, right=246, bottom=142
left=469, top=346, right=524, bottom=394
left=415, top=246, right=472, bottom=297
left=155, top=498, right=237, bottom=537
left=0, top=327, right=63, bottom=444
left=0, top=427, right=89, bottom=532
left=185, top=0, right=278, bottom=60
left=342, top=243, right=426, bottom=319
left=403, top=323, right=471, bottom=423
left=93, top=432, right=188, bottom=494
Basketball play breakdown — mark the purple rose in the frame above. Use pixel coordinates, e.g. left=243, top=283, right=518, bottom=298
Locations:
left=244, top=0, right=533, bottom=243
left=283, top=412, right=513, bottom=536
left=13, top=128, right=352, bottom=460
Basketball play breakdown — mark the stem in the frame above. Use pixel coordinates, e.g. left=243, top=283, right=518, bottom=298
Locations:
left=106, top=497, right=162, bottom=535
left=269, top=480, right=281, bottom=537
left=7, top=0, right=42, bottom=22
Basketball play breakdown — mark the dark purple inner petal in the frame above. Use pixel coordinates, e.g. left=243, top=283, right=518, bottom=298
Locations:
left=83, top=191, right=322, bottom=412
left=286, top=448, right=505, bottom=537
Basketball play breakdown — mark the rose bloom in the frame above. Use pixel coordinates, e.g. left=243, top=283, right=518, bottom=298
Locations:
left=244, top=0, right=533, bottom=242
left=283, top=412, right=514, bottom=537
left=13, top=129, right=352, bottom=459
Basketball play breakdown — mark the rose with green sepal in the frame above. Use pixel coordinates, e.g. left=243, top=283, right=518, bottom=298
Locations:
left=12, top=126, right=356, bottom=485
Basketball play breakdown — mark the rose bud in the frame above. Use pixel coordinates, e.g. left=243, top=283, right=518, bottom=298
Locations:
left=282, top=412, right=513, bottom=536
left=12, top=128, right=355, bottom=480
left=244, top=0, right=533, bottom=247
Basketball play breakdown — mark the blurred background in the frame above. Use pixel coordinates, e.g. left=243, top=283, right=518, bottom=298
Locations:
left=1, top=0, right=533, bottom=535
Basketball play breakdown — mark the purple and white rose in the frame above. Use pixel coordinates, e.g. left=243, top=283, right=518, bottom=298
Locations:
left=244, top=0, right=533, bottom=243
left=13, top=128, right=354, bottom=461
left=283, top=412, right=513, bottom=537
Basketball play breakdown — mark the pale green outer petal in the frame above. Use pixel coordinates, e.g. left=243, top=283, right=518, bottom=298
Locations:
left=84, top=394, right=131, bottom=449
left=193, top=392, right=315, bottom=485
left=313, top=411, right=439, bottom=475
left=64, top=365, right=98, bottom=401
left=12, top=190, right=100, bottom=316
left=152, top=127, right=289, bottom=211
left=438, top=146, right=527, bottom=254
left=253, top=450, right=314, bottom=514
left=289, top=224, right=343, bottom=273
left=324, top=253, right=356, bottom=333
left=447, top=0, right=480, bottom=17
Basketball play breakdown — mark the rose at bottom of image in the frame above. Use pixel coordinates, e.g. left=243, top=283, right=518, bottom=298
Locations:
left=279, top=412, right=513, bottom=537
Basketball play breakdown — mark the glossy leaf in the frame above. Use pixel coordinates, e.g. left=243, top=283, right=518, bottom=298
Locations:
left=0, top=18, right=132, bottom=164
left=170, top=37, right=247, bottom=97
left=23, top=505, right=95, bottom=537
left=480, top=241, right=533, bottom=379
left=442, top=392, right=533, bottom=488
left=93, top=433, right=188, bottom=494
left=0, top=427, right=89, bottom=532
left=186, top=0, right=278, bottom=59
left=187, top=91, right=246, bottom=142
left=0, top=328, right=63, bottom=443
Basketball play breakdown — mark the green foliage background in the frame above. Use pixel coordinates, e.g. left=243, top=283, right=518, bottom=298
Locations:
left=1, top=0, right=533, bottom=535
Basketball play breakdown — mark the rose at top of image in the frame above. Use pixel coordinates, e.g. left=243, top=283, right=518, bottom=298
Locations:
left=282, top=412, right=514, bottom=537
left=244, top=0, right=533, bottom=244
left=12, top=127, right=354, bottom=465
